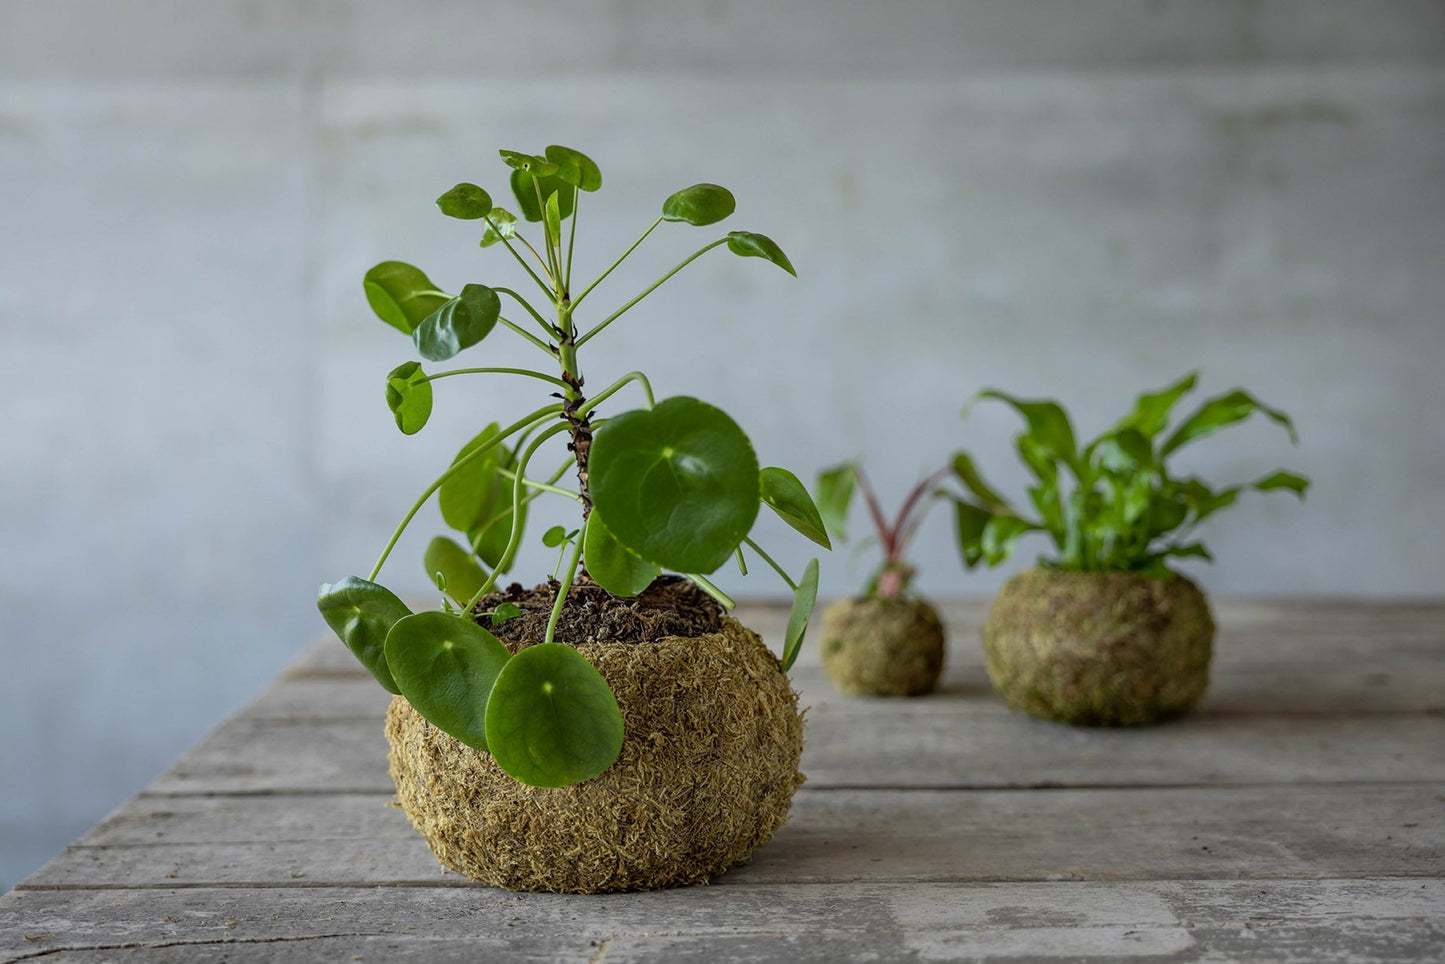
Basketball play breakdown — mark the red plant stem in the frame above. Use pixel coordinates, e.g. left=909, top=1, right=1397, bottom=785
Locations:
left=890, top=466, right=953, bottom=556
left=855, top=467, right=896, bottom=557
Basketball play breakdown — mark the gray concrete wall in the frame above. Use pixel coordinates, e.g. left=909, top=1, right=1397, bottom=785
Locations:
left=2, top=0, right=1442, bottom=888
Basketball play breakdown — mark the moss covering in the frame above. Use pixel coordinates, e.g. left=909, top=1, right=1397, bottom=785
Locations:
left=820, top=596, right=946, bottom=696
left=982, top=568, right=1214, bottom=726
left=386, top=616, right=805, bottom=893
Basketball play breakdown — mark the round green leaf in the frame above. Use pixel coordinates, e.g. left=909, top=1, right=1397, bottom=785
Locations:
left=413, top=283, right=501, bottom=362
left=510, top=169, right=575, bottom=223
left=385, top=611, right=511, bottom=752
left=589, top=397, right=761, bottom=573
left=781, top=558, right=819, bottom=672
left=542, top=525, right=568, bottom=548
left=484, top=643, right=624, bottom=787
left=544, top=145, right=602, bottom=192
left=363, top=262, right=450, bottom=335
left=661, top=183, right=735, bottom=226
left=583, top=510, right=660, bottom=598
left=424, top=535, right=487, bottom=604
left=760, top=467, right=831, bottom=549
left=317, top=577, right=411, bottom=694
left=439, top=424, right=507, bottom=533
left=725, top=231, right=796, bottom=276
left=385, top=361, right=433, bottom=435
left=478, top=208, right=518, bottom=248
left=435, top=183, right=493, bottom=220
left=499, top=149, right=558, bottom=176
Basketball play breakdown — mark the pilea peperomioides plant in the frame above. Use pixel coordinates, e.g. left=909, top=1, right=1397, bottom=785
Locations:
left=317, top=145, right=825, bottom=810
left=950, top=373, right=1310, bottom=726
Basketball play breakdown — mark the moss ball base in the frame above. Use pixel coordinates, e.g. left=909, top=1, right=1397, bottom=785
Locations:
left=820, top=596, right=946, bottom=696
left=385, top=617, right=805, bottom=893
left=983, top=569, right=1214, bottom=726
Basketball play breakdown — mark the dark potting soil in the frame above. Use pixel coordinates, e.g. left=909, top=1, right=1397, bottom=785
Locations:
left=470, top=574, right=723, bottom=648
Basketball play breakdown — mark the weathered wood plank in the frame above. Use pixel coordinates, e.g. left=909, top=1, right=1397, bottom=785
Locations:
left=143, top=701, right=1445, bottom=796
left=4, top=880, right=1443, bottom=963
left=20, top=784, right=1445, bottom=889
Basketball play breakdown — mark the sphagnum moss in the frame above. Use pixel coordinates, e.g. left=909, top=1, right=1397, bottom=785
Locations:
left=821, top=597, right=945, bottom=696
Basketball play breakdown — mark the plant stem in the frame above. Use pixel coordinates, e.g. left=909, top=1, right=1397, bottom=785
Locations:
left=565, top=189, right=579, bottom=295
left=483, top=216, right=553, bottom=297
left=422, top=367, right=568, bottom=390
left=574, top=238, right=727, bottom=348
left=494, top=287, right=557, bottom=338
left=687, top=572, right=736, bottom=609
left=742, top=537, right=797, bottom=591
left=572, top=216, right=662, bottom=310
left=466, top=462, right=570, bottom=558
left=531, top=178, right=560, bottom=283
left=368, top=404, right=563, bottom=581
left=544, top=518, right=588, bottom=645
left=497, top=317, right=558, bottom=356
left=578, top=371, right=655, bottom=416
left=497, top=468, right=581, bottom=501
left=855, top=467, right=896, bottom=559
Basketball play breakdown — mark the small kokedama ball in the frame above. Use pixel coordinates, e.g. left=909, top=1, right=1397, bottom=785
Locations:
left=983, top=568, right=1214, bottom=726
left=820, top=596, right=946, bottom=696
left=385, top=617, right=805, bottom=893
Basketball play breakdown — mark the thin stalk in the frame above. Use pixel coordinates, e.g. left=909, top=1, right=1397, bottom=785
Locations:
left=855, top=467, right=896, bottom=558
left=497, top=317, right=557, bottom=356
left=466, top=461, right=570, bottom=558
left=531, top=178, right=560, bottom=283
left=742, top=537, right=797, bottom=591
left=422, top=367, right=568, bottom=390
left=368, top=404, right=563, bottom=581
left=483, top=215, right=552, bottom=296
left=544, top=519, right=588, bottom=645
left=577, top=371, right=655, bottom=417
left=564, top=190, right=579, bottom=296
left=497, top=468, right=581, bottom=501
left=494, top=287, right=557, bottom=338
left=517, top=234, right=555, bottom=282
left=735, top=545, right=748, bottom=576
left=687, top=572, right=736, bottom=610
left=571, top=216, right=662, bottom=310
left=574, top=238, right=727, bottom=348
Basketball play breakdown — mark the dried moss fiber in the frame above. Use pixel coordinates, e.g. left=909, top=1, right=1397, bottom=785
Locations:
left=821, top=596, right=946, bottom=696
left=983, top=568, right=1214, bottom=726
left=386, top=616, right=805, bottom=893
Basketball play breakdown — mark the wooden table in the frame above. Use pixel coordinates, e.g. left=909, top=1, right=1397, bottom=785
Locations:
left=3, top=599, right=1443, bottom=961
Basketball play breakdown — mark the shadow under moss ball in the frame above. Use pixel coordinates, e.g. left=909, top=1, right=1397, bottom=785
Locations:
left=982, top=568, right=1214, bottom=726
left=820, top=596, right=946, bottom=696
left=385, top=617, right=805, bottom=894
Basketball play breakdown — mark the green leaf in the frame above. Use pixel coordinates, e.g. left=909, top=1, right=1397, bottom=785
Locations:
left=1164, top=541, right=1214, bottom=562
left=469, top=499, right=525, bottom=572
left=424, top=536, right=487, bottom=605
left=511, top=169, right=575, bottom=222
left=412, top=284, right=501, bottom=362
left=951, top=452, right=1007, bottom=509
left=544, top=190, right=562, bottom=246
left=971, top=390, right=1079, bottom=473
left=435, top=183, right=493, bottom=220
left=385, top=612, right=511, bottom=752
left=781, top=558, right=819, bottom=672
left=363, top=262, right=450, bottom=336
left=982, top=515, right=1039, bottom=566
left=661, top=183, right=736, bottom=226
left=498, top=149, right=557, bottom=177
left=484, top=643, right=624, bottom=787
left=491, top=602, right=522, bottom=624
left=385, top=361, right=433, bottom=435
left=950, top=499, right=992, bottom=569
left=438, top=424, right=507, bottom=533
left=1091, top=428, right=1154, bottom=473
left=1253, top=470, right=1310, bottom=498
left=542, top=525, right=568, bottom=548
left=478, top=208, right=518, bottom=248
left=1114, top=371, right=1198, bottom=439
left=815, top=462, right=858, bottom=541
left=589, top=396, right=761, bottom=573
left=582, top=510, right=660, bottom=598
left=316, top=577, right=410, bottom=694
left=725, top=231, right=796, bottom=276
left=1161, top=389, right=1298, bottom=456
left=544, top=144, right=602, bottom=192
left=760, top=467, right=831, bottom=550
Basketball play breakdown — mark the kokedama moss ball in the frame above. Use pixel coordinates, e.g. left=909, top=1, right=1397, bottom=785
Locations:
left=983, top=568, right=1214, bottom=726
left=820, top=596, right=946, bottom=696
left=386, top=616, right=805, bottom=893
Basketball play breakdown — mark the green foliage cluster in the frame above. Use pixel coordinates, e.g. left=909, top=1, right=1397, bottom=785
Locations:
left=949, top=373, right=1310, bottom=575
left=319, top=146, right=825, bottom=789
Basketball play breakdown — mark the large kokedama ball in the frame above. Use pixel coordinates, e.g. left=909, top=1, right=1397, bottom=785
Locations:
left=982, top=568, right=1214, bottom=726
left=820, top=596, right=946, bottom=696
left=386, top=617, right=805, bottom=893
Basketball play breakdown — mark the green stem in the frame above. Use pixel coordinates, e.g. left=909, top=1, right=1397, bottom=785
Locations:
left=497, top=317, right=557, bottom=356
left=544, top=518, right=588, bottom=645
left=686, top=572, right=736, bottom=610
left=743, top=537, right=798, bottom=591
left=494, top=287, right=557, bottom=338
left=571, top=216, right=662, bottom=311
left=577, top=371, right=655, bottom=417
left=422, top=367, right=568, bottom=389
left=575, top=238, right=727, bottom=348
left=466, top=462, right=568, bottom=558
left=368, top=404, right=563, bottom=581
left=483, top=216, right=552, bottom=296
left=497, top=468, right=581, bottom=501
left=464, top=422, right=574, bottom=610
left=565, top=189, right=579, bottom=296
left=531, top=178, right=559, bottom=284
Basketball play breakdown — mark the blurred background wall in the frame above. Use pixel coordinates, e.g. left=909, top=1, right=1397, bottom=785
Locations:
left=2, top=0, right=1442, bottom=889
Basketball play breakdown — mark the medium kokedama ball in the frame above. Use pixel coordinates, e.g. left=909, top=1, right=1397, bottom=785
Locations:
left=983, top=568, right=1214, bottom=726
left=820, top=596, right=946, bottom=696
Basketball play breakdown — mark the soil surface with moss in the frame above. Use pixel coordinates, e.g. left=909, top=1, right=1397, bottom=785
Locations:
left=983, top=568, right=1214, bottom=726
left=821, top=596, right=945, bottom=696
left=470, top=574, right=722, bottom=647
